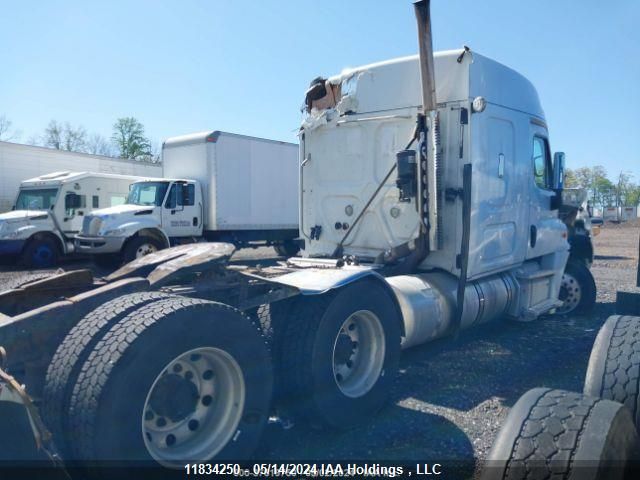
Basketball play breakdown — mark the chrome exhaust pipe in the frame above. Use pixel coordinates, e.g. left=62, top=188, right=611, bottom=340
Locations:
left=414, top=0, right=441, bottom=251
left=414, top=0, right=436, bottom=113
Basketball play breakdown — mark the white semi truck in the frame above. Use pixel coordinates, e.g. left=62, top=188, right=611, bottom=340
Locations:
left=2, top=1, right=626, bottom=475
left=75, top=132, right=300, bottom=265
left=0, top=171, right=145, bottom=267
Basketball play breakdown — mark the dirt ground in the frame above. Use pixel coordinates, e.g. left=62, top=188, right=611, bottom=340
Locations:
left=0, top=224, right=639, bottom=473
left=256, top=222, right=639, bottom=471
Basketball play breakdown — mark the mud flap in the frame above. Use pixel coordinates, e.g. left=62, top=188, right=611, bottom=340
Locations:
left=0, top=349, right=70, bottom=477
left=0, top=401, right=49, bottom=462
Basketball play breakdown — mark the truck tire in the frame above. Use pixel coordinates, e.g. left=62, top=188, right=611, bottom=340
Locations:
left=22, top=236, right=60, bottom=268
left=557, top=259, right=596, bottom=315
left=122, top=235, right=163, bottom=264
left=273, top=278, right=401, bottom=429
left=67, top=297, right=272, bottom=471
left=41, top=292, right=174, bottom=456
left=483, top=388, right=639, bottom=480
left=584, top=315, right=640, bottom=430
left=274, top=240, right=300, bottom=257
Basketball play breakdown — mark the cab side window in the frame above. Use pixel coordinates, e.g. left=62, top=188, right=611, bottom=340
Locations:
left=165, top=183, right=195, bottom=208
left=165, top=184, right=179, bottom=209
left=183, top=184, right=195, bottom=206
left=532, top=136, right=552, bottom=189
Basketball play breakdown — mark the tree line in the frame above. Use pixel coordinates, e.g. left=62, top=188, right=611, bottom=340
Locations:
left=3, top=113, right=638, bottom=205
left=0, top=114, right=159, bottom=163
left=565, top=166, right=640, bottom=209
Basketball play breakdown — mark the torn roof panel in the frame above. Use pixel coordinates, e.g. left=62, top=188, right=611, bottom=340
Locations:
left=308, top=48, right=545, bottom=121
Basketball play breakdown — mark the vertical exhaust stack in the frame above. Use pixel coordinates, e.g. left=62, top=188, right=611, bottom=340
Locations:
left=414, top=0, right=442, bottom=250
left=414, top=0, right=437, bottom=112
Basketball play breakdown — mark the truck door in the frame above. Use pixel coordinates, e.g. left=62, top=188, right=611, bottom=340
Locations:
left=161, top=181, right=203, bottom=238
left=62, top=191, right=87, bottom=234
left=526, top=124, right=564, bottom=258
left=466, top=108, right=528, bottom=278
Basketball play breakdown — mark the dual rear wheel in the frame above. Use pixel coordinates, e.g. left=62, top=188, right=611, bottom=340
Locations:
left=43, top=294, right=272, bottom=474
left=42, top=278, right=401, bottom=473
left=271, top=278, right=401, bottom=428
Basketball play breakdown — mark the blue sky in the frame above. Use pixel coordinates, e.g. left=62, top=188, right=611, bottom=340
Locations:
left=1, top=0, right=638, bottom=179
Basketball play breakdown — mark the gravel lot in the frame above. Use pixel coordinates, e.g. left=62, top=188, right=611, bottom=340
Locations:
left=1, top=224, right=639, bottom=473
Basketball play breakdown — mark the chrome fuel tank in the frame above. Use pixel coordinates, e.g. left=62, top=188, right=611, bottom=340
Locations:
left=387, top=271, right=517, bottom=349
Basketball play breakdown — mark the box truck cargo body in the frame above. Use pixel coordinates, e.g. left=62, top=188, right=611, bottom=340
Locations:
left=162, top=131, right=299, bottom=234
left=0, top=141, right=162, bottom=212
left=76, top=131, right=300, bottom=264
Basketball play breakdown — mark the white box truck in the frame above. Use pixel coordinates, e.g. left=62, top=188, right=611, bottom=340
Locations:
left=0, top=171, right=144, bottom=267
left=75, top=131, right=299, bottom=264
left=0, top=140, right=162, bottom=212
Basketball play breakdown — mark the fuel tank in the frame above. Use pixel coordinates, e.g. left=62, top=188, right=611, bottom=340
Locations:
left=387, top=271, right=517, bottom=349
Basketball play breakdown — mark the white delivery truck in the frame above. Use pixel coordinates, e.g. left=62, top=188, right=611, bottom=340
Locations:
left=75, top=131, right=299, bottom=265
left=0, top=140, right=162, bottom=212
left=0, top=171, right=144, bottom=267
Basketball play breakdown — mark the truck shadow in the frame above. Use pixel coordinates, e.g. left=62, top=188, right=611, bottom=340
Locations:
left=394, top=301, right=615, bottom=412
left=256, top=403, right=474, bottom=474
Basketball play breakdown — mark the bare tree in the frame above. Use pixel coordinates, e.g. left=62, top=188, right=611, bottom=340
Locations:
left=86, top=133, right=114, bottom=156
left=148, top=140, right=162, bottom=164
left=63, top=123, right=87, bottom=152
left=0, top=114, right=21, bottom=141
left=26, top=135, right=41, bottom=146
left=43, top=120, right=64, bottom=149
left=43, top=120, right=87, bottom=152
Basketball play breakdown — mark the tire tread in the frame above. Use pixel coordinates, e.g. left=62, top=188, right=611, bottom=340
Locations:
left=67, top=296, right=267, bottom=461
left=587, top=315, right=640, bottom=425
left=42, top=292, right=175, bottom=454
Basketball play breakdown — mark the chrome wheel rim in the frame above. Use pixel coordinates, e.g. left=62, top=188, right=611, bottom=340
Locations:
left=332, top=310, right=385, bottom=398
left=558, top=272, right=582, bottom=314
left=136, top=243, right=158, bottom=258
left=142, top=347, right=245, bottom=467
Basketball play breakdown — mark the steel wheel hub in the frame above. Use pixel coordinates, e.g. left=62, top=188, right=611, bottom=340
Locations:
left=332, top=310, right=385, bottom=398
left=136, top=243, right=157, bottom=258
left=142, top=347, right=245, bottom=467
left=148, top=374, right=199, bottom=422
left=34, top=246, right=53, bottom=261
left=558, top=272, right=582, bottom=314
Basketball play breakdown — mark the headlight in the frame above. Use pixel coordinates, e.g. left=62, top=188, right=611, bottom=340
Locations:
left=0, top=226, right=20, bottom=240
left=101, top=227, right=127, bottom=237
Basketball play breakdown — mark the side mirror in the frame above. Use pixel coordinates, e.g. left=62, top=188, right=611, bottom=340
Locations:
left=553, top=152, right=565, bottom=190
left=550, top=152, right=565, bottom=210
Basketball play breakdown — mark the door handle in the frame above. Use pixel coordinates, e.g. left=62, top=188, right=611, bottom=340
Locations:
left=530, top=225, right=537, bottom=248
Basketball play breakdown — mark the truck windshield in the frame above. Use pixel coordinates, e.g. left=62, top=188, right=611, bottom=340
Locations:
left=127, top=182, right=170, bottom=207
left=14, top=188, right=59, bottom=210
